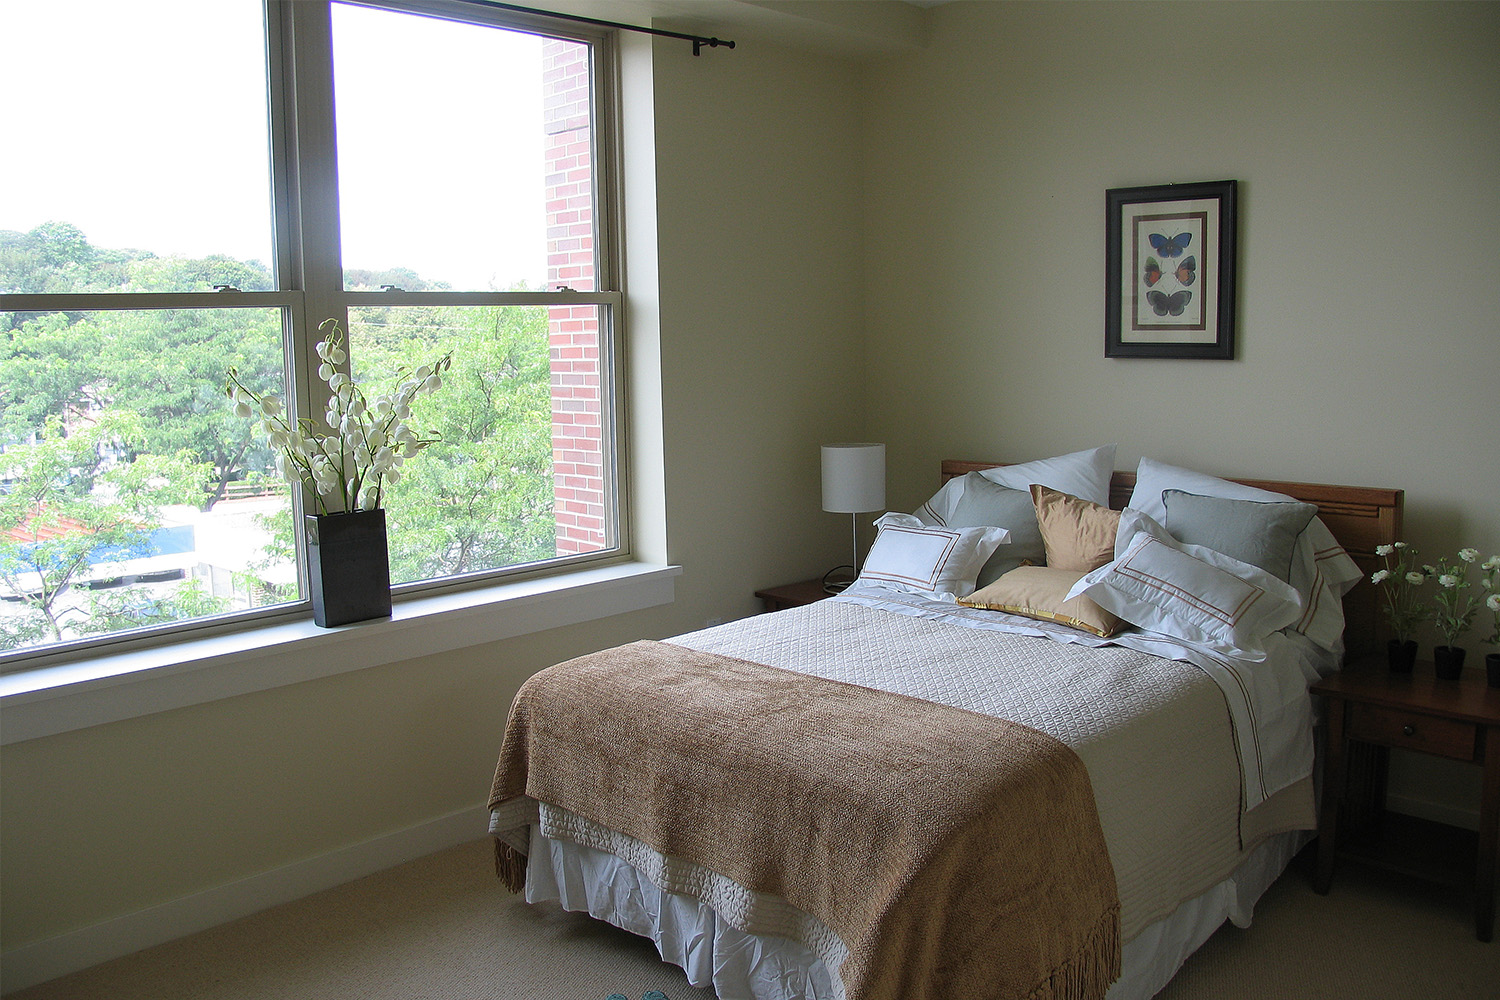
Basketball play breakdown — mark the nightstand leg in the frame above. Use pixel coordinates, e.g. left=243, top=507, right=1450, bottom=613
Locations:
left=1315, top=697, right=1348, bottom=895
left=1478, top=728, right=1499, bottom=942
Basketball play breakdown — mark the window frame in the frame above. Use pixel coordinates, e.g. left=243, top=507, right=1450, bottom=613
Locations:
left=0, top=0, right=630, bottom=670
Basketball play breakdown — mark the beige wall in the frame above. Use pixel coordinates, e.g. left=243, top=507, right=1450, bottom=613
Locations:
left=863, top=1, right=1498, bottom=559
left=5, top=0, right=1498, bottom=971
left=859, top=1, right=1499, bottom=821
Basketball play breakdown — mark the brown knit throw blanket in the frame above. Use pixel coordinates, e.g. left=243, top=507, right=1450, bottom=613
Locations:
left=489, top=640, right=1121, bottom=1000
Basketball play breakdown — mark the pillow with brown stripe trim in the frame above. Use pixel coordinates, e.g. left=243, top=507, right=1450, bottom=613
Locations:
left=1067, top=509, right=1302, bottom=658
left=960, top=566, right=1125, bottom=638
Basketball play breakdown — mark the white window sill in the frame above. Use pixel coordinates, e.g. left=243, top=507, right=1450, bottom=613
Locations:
left=0, top=561, right=680, bottom=745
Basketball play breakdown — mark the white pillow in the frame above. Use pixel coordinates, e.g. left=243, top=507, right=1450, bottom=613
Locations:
left=1068, top=510, right=1302, bottom=659
left=1128, top=457, right=1362, bottom=651
left=918, top=444, right=1117, bottom=524
left=857, top=513, right=1008, bottom=600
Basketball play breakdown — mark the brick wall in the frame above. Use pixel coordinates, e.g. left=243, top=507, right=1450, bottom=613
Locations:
left=543, top=39, right=606, bottom=554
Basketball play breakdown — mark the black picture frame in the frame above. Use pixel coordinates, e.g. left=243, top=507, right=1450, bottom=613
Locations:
left=1105, top=179, right=1237, bottom=359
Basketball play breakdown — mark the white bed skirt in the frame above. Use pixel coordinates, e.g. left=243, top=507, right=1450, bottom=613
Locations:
left=519, top=821, right=1309, bottom=1000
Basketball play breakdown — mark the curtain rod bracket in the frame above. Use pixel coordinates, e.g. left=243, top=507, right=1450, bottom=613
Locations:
left=692, top=37, right=735, bottom=57
left=474, top=2, right=736, bottom=56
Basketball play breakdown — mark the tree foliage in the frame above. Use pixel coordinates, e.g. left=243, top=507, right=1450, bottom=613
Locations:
left=349, top=306, right=555, bottom=581
left=0, top=414, right=211, bottom=645
left=0, top=224, right=561, bottom=651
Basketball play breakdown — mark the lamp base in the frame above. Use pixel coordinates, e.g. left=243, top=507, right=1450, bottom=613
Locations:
left=822, top=565, right=856, bottom=594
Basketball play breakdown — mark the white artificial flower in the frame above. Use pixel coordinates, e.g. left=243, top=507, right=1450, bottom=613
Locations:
left=1405, top=572, right=1427, bottom=586
left=1370, top=569, right=1391, bottom=584
left=1459, top=547, right=1479, bottom=562
left=228, top=320, right=448, bottom=513
left=1439, top=574, right=1459, bottom=588
left=1488, top=593, right=1500, bottom=612
left=1484, top=555, right=1500, bottom=571
left=1393, top=541, right=1407, bottom=549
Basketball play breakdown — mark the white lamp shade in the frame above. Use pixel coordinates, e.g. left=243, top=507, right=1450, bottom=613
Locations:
left=821, top=443, right=886, bottom=513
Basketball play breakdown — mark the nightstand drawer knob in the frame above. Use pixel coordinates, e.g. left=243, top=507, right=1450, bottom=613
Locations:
left=1402, top=724, right=1416, bottom=737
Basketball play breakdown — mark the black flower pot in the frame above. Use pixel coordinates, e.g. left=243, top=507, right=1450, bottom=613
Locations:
left=306, top=509, right=392, bottom=627
left=1432, top=645, right=1466, bottom=681
left=1386, top=638, right=1418, bottom=674
left=1487, top=652, right=1500, bottom=689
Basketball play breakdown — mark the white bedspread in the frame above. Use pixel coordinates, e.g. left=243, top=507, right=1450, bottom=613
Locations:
left=829, top=584, right=1338, bottom=811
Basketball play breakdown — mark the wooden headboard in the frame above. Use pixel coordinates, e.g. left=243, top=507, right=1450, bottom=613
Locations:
left=940, top=461, right=1404, bottom=660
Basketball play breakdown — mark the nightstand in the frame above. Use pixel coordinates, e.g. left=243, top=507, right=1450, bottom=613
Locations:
left=753, top=578, right=834, bottom=612
left=1312, top=657, right=1500, bottom=941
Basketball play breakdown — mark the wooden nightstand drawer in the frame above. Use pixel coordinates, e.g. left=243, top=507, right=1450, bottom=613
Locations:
left=1347, top=703, right=1478, bottom=761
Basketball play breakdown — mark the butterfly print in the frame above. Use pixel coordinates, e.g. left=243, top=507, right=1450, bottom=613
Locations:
left=1174, top=256, right=1196, bottom=286
left=1148, top=232, right=1191, bottom=258
left=1143, top=257, right=1163, bottom=287
left=1146, top=289, right=1192, bottom=316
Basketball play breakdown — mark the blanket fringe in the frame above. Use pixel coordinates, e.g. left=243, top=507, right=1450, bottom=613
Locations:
left=493, top=837, right=528, bottom=893
left=1025, top=902, right=1122, bottom=1000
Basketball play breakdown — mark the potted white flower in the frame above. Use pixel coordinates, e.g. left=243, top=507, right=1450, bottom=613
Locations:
left=1482, top=554, right=1500, bottom=688
left=226, top=319, right=451, bottom=626
left=1370, top=542, right=1430, bottom=673
left=1429, top=547, right=1484, bottom=679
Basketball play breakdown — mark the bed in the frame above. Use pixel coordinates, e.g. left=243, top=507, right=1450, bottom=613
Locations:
left=489, top=448, right=1403, bottom=1000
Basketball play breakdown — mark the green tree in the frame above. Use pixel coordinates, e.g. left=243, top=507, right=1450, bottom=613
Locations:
left=0, top=414, right=211, bottom=645
left=76, top=579, right=231, bottom=638
left=1, top=226, right=285, bottom=507
left=353, top=306, right=556, bottom=582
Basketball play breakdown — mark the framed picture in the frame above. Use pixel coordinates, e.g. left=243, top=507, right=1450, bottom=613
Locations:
left=1105, top=179, right=1237, bottom=359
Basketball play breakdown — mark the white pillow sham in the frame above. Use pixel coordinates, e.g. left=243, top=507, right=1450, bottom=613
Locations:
left=917, top=444, right=1117, bottom=525
left=1127, top=457, right=1361, bottom=651
left=857, top=513, right=1008, bottom=600
left=1068, top=509, right=1302, bottom=659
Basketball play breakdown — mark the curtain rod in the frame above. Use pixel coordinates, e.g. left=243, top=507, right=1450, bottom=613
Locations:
left=470, top=1, right=736, bottom=55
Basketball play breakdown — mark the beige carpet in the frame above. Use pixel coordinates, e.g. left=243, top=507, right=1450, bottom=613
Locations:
left=8, top=839, right=1498, bottom=1000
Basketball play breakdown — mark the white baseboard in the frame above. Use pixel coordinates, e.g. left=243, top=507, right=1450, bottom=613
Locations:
left=1, top=806, right=490, bottom=995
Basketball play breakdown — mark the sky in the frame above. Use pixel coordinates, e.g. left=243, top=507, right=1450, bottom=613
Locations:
left=3, top=0, right=551, bottom=291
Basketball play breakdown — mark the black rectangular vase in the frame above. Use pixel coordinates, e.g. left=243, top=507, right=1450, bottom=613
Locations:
left=306, top=509, right=392, bottom=627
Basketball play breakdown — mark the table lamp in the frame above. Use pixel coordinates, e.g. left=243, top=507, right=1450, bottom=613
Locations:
left=821, top=442, right=886, bottom=592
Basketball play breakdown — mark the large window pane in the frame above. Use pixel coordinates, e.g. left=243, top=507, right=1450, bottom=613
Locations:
left=0, top=308, right=295, bottom=653
left=346, top=303, right=611, bottom=586
left=1, top=0, right=274, bottom=294
left=332, top=4, right=597, bottom=292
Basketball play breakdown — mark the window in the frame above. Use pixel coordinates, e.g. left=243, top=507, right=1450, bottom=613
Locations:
left=0, top=0, right=622, bottom=664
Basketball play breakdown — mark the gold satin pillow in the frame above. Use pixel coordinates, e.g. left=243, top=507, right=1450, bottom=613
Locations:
left=959, top=566, right=1124, bottom=638
left=1029, top=484, right=1120, bottom=572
